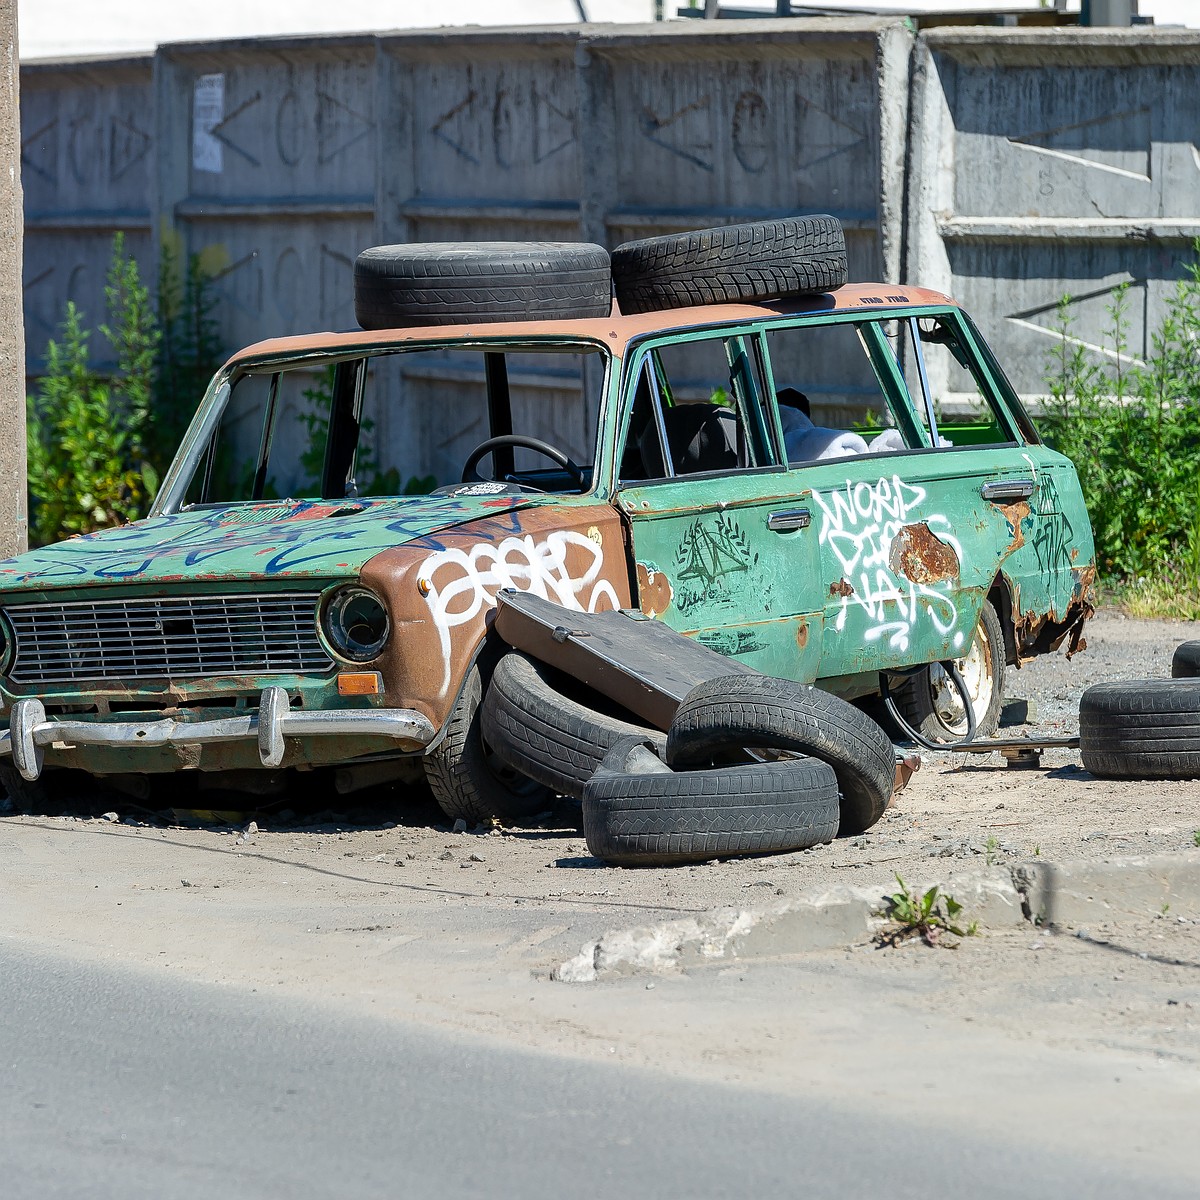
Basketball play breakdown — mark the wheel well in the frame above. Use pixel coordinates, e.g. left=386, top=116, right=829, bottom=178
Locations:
left=988, top=575, right=1018, bottom=666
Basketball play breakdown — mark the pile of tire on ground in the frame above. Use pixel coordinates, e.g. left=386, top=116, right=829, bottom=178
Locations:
left=1079, top=639, right=1200, bottom=781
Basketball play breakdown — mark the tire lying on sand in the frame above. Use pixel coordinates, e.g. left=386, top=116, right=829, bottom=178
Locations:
left=1079, top=678, right=1200, bottom=780
left=665, top=674, right=895, bottom=836
left=354, top=242, right=612, bottom=329
left=582, top=736, right=840, bottom=868
left=480, top=652, right=665, bottom=802
left=610, top=216, right=847, bottom=315
left=1171, top=641, right=1200, bottom=679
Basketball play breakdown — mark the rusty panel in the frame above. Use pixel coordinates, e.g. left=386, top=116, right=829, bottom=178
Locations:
left=361, top=501, right=632, bottom=731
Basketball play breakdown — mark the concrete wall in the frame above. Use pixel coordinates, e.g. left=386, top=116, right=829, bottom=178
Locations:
left=18, top=18, right=908, bottom=481
left=1, top=0, right=25, bottom=556
left=18, top=21, right=1200, bottom=478
left=906, top=27, right=1200, bottom=401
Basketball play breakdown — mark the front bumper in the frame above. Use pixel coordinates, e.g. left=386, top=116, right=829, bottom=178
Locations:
left=0, top=686, right=436, bottom=783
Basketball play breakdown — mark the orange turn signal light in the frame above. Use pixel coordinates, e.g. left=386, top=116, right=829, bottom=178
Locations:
left=337, top=672, right=382, bottom=696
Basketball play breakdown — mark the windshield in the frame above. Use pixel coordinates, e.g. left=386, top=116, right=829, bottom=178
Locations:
left=167, top=342, right=609, bottom=510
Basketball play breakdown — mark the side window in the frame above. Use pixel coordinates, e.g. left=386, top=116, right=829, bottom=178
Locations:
left=913, top=315, right=1021, bottom=448
left=618, top=332, right=780, bottom=483
left=765, top=319, right=917, bottom=461
left=184, top=368, right=330, bottom=506
left=764, top=313, right=1023, bottom=464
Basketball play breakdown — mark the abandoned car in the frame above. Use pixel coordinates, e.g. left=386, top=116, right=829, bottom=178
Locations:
left=0, top=219, right=1096, bottom=824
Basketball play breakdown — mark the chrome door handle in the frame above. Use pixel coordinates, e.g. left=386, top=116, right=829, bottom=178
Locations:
left=767, top=508, right=811, bottom=532
left=981, top=479, right=1035, bottom=502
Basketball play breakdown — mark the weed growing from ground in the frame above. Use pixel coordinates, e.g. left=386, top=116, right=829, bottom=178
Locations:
left=876, top=874, right=978, bottom=949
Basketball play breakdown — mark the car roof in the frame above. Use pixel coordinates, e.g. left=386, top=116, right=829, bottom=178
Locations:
left=224, top=283, right=958, bottom=369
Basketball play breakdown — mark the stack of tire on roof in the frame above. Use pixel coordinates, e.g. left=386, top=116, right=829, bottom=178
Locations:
left=352, top=215, right=848, bottom=328
left=354, top=216, right=863, bottom=866
left=1078, top=640, right=1200, bottom=782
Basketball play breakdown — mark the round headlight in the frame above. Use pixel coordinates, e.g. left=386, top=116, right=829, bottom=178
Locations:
left=322, top=587, right=390, bottom=662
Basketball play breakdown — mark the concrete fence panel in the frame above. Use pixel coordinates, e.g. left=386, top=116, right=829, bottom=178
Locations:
left=905, top=28, right=1200, bottom=402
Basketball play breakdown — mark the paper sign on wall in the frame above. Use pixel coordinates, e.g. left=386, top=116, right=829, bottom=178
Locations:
left=193, top=74, right=225, bottom=174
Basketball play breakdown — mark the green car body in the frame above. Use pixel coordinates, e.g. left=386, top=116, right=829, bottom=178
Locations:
left=0, top=282, right=1095, bottom=799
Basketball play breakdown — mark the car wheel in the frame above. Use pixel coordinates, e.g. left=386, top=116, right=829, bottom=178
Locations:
left=0, top=760, right=49, bottom=812
left=353, top=242, right=612, bottom=329
left=480, top=652, right=665, bottom=801
left=1080, top=679, right=1200, bottom=780
left=423, top=664, right=555, bottom=826
left=1171, top=641, right=1200, bottom=679
left=611, top=216, right=847, bottom=315
left=890, top=600, right=1005, bottom=744
left=582, top=736, right=840, bottom=867
left=665, top=674, right=894, bottom=836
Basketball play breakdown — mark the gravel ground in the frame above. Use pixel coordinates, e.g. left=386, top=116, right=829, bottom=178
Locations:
left=5, top=609, right=1197, bottom=918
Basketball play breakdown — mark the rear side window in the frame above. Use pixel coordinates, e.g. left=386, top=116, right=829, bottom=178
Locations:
left=763, top=311, right=1025, bottom=463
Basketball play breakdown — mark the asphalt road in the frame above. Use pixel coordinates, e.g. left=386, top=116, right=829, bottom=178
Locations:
left=0, top=940, right=1187, bottom=1200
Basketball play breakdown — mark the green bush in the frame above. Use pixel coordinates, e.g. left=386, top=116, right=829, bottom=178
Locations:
left=26, top=235, right=223, bottom=547
left=1040, top=244, right=1200, bottom=612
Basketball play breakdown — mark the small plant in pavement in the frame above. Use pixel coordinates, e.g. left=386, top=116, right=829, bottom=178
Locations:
left=984, top=835, right=1001, bottom=866
left=1193, top=830, right=1200, bottom=848
left=877, top=874, right=978, bottom=949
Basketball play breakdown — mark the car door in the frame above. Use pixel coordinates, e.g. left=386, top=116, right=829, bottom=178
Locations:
left=614, top=328, right=825, bottom=682
left=761, top=307, right=1072, bottom=684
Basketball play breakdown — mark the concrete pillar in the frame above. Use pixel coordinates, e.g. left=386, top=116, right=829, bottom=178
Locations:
left=0, top=0, right=25, bottom=557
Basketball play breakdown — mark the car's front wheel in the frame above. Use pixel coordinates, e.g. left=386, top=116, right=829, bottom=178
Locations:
left=889, top=600, right=1005, bottom=743
left=423, top=664, right=556, bottom=827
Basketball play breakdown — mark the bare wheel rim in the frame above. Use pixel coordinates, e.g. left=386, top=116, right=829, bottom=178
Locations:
left=929, top=623, right=996, bottom=736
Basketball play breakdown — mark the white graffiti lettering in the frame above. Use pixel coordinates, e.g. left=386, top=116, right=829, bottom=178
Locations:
left=421, top=530, right=621, bottom=694
left=814, top=474, right=963, bottom=653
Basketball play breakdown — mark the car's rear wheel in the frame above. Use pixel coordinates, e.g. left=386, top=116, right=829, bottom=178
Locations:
left=423, top=664, right=555, bottom=827
left=889, top=600, right=1005, bottom=743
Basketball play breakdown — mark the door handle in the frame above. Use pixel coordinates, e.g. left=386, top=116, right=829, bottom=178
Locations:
left=981, top=479, right=1035, bottom=502
left=767, top=508, right=811, bottom=533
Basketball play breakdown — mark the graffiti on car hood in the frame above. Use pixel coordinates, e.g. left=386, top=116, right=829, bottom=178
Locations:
left=0, top=495, right=536, bottom=591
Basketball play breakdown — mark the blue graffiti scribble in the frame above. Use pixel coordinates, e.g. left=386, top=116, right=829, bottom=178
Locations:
left=0, top=497, right=533, bottom=587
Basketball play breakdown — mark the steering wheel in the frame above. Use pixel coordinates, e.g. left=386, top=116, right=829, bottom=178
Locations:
left=462, top=435, right=585, bottom=490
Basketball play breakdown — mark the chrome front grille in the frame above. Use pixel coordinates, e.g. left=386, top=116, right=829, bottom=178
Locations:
left=3, top=593, right=332, bottom=685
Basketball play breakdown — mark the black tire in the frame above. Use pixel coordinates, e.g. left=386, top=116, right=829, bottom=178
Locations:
left=1079, top=679, right=1200, bottom=780
left=480, top=652, right=665, bottom=801
left=423, top=664, right=555, bottom=826
left=354, top=242, right=612, bottom=329
left=582, top=736, right=840, bottom=867
left=888, top=600, right=1006, bottom=743
left=611, top=216, right=847, bottom=315
left=666, top=675, right=894, bottom=836
left=1171, top=641, right=1200, bottom=679
left=0, top=760, right=49, bottom=812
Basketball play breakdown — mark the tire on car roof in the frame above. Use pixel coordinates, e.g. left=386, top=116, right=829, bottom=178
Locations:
left=582, top=736, right=840, bottom=867
left=353, top=242, right=613, bottom=329
left=665, top=674, right=895, bottom=836
left=610, top=216, right=847, bottom=315
left=1171, top=641, right=1200, bottom=679
left=480, top=652, right=666, bottom=802
left=1079, top=678, right=1200, bottom=780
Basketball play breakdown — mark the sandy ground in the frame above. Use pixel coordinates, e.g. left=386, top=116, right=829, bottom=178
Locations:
left=3, top=609, right=1199, bottom=1176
